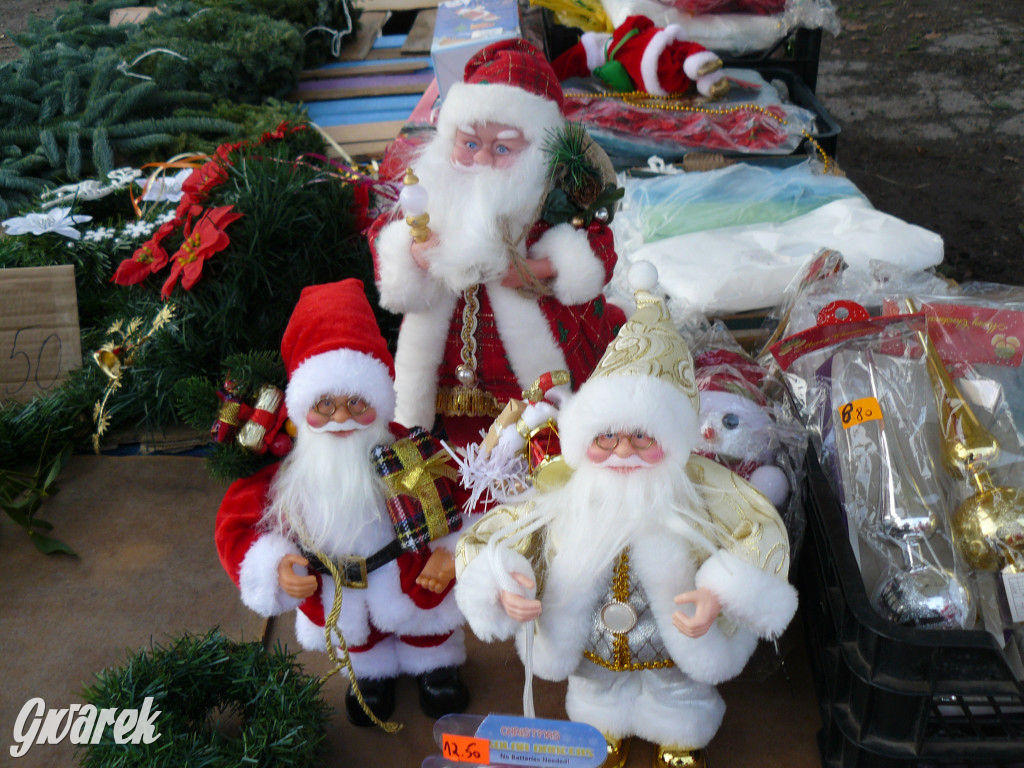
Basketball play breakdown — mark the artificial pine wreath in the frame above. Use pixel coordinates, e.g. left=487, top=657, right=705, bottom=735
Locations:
left=80, top=630, right=330, bottom=768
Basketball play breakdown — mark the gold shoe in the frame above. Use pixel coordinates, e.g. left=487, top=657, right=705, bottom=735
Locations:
left=654, top=745, right=706, bottom=768
left=601, top=735, right=631, bottom=768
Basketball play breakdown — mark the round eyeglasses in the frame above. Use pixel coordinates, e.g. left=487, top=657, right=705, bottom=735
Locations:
left=593, top=431, right=656, bottom=451
left=314, top=395, right=371, bottom=417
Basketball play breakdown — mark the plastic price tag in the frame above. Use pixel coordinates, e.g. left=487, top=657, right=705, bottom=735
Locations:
left=1002, top=571, right=1024, bottom=623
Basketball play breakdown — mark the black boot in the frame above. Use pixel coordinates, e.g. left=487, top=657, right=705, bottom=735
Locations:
left=416, top=666, right=470, bottom=718
left=345, top=676, right=397, bottom=727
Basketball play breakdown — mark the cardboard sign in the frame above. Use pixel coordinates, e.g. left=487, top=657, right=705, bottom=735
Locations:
left=110, top=6, right=159, bottom=26
left=0, top=266, right=82, bottom=404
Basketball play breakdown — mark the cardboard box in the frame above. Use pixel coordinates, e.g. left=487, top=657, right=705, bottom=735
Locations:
left=430, top=0, right=521, bottom=100
left=0, top=265, right=82, bottom=405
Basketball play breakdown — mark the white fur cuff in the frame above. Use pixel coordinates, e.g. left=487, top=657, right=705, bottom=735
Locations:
left=531, top=224, right=607, bottom=305
left=238, top=533, right=304, bottom=617
left=684, top=50, right=720, bottom=81
left=695, top=550, right=798, bottom=639
left=375, top=219, right=445, bottom=312
left=454, top=550, right=533, bottom=642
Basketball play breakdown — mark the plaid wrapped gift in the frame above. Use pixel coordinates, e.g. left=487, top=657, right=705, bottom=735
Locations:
left=372, top=427, right=461, bottom=553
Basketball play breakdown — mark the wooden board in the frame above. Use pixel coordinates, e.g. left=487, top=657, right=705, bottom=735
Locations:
left=328, top=139, right=394, bottom=159
left=302, top=56, right=432, bottom=80
left=337, top=11, right=390, bottom=62
left=360, top=0, right=439, bottom=12
left=320, top=120, right=406, bottom=145
left=401, top=9, right=437, bottom=54
left=293, top=69, right=434, bottom=100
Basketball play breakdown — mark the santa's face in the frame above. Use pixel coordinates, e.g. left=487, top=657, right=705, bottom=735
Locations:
left=585, top=430, right=665, bottom=473
left=305, top=393, right=377, bottom=438
left=451, top=123, right=528, bottom=169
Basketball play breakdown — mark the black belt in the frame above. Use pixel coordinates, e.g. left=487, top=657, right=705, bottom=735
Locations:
left=302, top=539, right=404, bottom=589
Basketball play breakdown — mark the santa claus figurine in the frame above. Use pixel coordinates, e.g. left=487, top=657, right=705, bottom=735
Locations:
left=694, top=348, right=791, bottom=509
left=551, top=15, right=729, bottom=98
left=215, top=279, right=469, bottom=727
left=369, top=39, right=626, bottom=450
left=454, top=264, right=797, bottom=768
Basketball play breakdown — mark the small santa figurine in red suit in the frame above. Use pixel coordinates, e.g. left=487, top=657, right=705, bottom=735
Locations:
left=369, top=39, right=625, bottom=449
left=214, top=278, right=469, bottom=727
left=552, top=15, right=729, bottom=98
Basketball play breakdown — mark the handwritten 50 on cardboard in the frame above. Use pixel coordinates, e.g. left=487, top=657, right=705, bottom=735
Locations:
left=0, top=265, right=82, bottom=405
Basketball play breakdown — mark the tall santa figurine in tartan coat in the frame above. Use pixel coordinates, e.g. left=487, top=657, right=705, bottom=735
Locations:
left=215, top=278, right=469, bottom=728
left=368, top=39, right=626, bottom=448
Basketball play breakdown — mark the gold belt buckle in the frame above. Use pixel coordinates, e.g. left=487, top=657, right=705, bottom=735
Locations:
left=340, top=555, right=368, bottom=589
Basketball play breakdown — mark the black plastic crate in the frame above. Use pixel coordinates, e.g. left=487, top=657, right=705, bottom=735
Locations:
left=748, top=65, right=839, bottom=159
left=799, top=451, right=1024, bottom=768
left=722, top=26, right=823, bottom=93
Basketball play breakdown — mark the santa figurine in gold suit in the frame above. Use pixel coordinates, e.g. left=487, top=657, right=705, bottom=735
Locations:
left=453, top=263, right=798, bottom=768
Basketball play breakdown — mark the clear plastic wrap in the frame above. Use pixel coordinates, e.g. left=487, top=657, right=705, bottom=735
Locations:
left=690, top=322, right=809, bottom=564
left=600, top=0, right=840, bottom=55
left=665, top=0, right=787, bottom=15
left=562, top=68, right=817, bottom=160
left=613, top=160, right=866, bottom=252
left=775, top=308, right=976, bottom=630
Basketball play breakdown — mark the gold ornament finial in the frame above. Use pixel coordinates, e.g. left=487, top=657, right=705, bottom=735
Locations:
left=401, top=168, right=431, bottom=243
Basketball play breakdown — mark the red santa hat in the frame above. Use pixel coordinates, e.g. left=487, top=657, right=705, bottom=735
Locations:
left=694, top=348, right=768, bottom=408
left=281, top=278, right=396, bottom=423
left=437, top=39, right=566, bottom=146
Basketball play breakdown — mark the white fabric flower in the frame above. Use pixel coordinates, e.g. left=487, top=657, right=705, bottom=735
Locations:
left=135, top=168, right=194, bottom=202
left=155, top=210, right=177, bottom=225
left=121, top=220, right=156, bottom=239
left=2, top=207, right=94, bottom=240
left=84, top=226, right=117, bottom=242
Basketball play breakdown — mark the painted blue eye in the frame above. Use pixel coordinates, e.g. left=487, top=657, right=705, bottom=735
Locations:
left=465, top=140, right=479, bottom=150
left=722, top=413, right=740, bottom=429
left=495, top=144, right=509, bottom=154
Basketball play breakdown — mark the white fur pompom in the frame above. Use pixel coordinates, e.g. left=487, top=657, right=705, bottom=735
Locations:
left=628, top=260, right=659, bottom=292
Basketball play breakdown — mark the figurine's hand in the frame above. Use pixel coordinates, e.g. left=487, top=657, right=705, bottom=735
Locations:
left=278, top=554, right=318, bottom=599
left=410, top=233, right=440, bottom=270
left=672, top=587, right=722, bottom=638
left=499, top=572, right=541, bottom=622
left=501, top=257, right=555, bottom=289
left=416, top=549, right=456, bottom=593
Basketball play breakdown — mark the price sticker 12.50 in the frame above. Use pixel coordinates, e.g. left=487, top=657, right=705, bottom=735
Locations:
left=839, top=396, right=882, bottom=429
left=441, top=733, right=490, bottom=764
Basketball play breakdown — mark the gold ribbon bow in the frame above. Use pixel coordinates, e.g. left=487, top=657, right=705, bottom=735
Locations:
left=381, top=440, right=458, bottom=540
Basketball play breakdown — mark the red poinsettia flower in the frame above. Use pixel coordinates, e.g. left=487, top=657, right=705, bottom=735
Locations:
left=160, top=205, right=243, bottom=298
left=179, top=157, right=230, bottom=204
left=111, top=239, right=170, bottom=286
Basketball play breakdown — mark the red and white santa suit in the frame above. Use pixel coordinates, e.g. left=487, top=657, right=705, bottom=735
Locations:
left=215, top=279, right=465, bottom=681
left=369, top=40, right=625, bottom=446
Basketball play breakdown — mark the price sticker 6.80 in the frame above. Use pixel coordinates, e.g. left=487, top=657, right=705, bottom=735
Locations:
left=839, top=397, right=882, bottom=429
left=441, top=733, right=490, bottom=764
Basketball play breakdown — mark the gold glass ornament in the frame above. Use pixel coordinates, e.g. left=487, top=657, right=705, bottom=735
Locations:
left=907, top=298, right=1024, bottom=571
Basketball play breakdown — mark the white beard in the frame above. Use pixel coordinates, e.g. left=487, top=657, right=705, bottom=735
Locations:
left=411, top=135, right=551, bottom=293
left=536, top=456, right=708, bottom=579
left=262, top=419, right=393, bottom=556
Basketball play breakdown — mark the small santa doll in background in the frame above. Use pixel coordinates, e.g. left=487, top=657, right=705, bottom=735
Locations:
left=551, top=15, right=729, bottom=97
left=215, top=279, right=469, bottom=728
left=694, top=348, right=791, bottom=509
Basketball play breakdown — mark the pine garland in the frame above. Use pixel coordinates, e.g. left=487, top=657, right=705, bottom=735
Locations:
left=80, top=630, right=330, bottom=768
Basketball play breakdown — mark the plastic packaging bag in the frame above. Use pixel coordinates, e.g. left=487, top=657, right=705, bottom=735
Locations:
left=600, top=0, right=840, bottom=55
left=614, top=160, right=866, bottom=251
left=562, top=68, right=817, bottom=160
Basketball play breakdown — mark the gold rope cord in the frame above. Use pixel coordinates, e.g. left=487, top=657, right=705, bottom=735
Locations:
left=284, top=508, right=402, bottom=734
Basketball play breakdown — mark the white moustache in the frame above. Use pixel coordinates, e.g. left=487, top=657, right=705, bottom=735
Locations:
left=309, top=420, right=371, bottom=434
left=594, top=454, right=655, bottom=469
